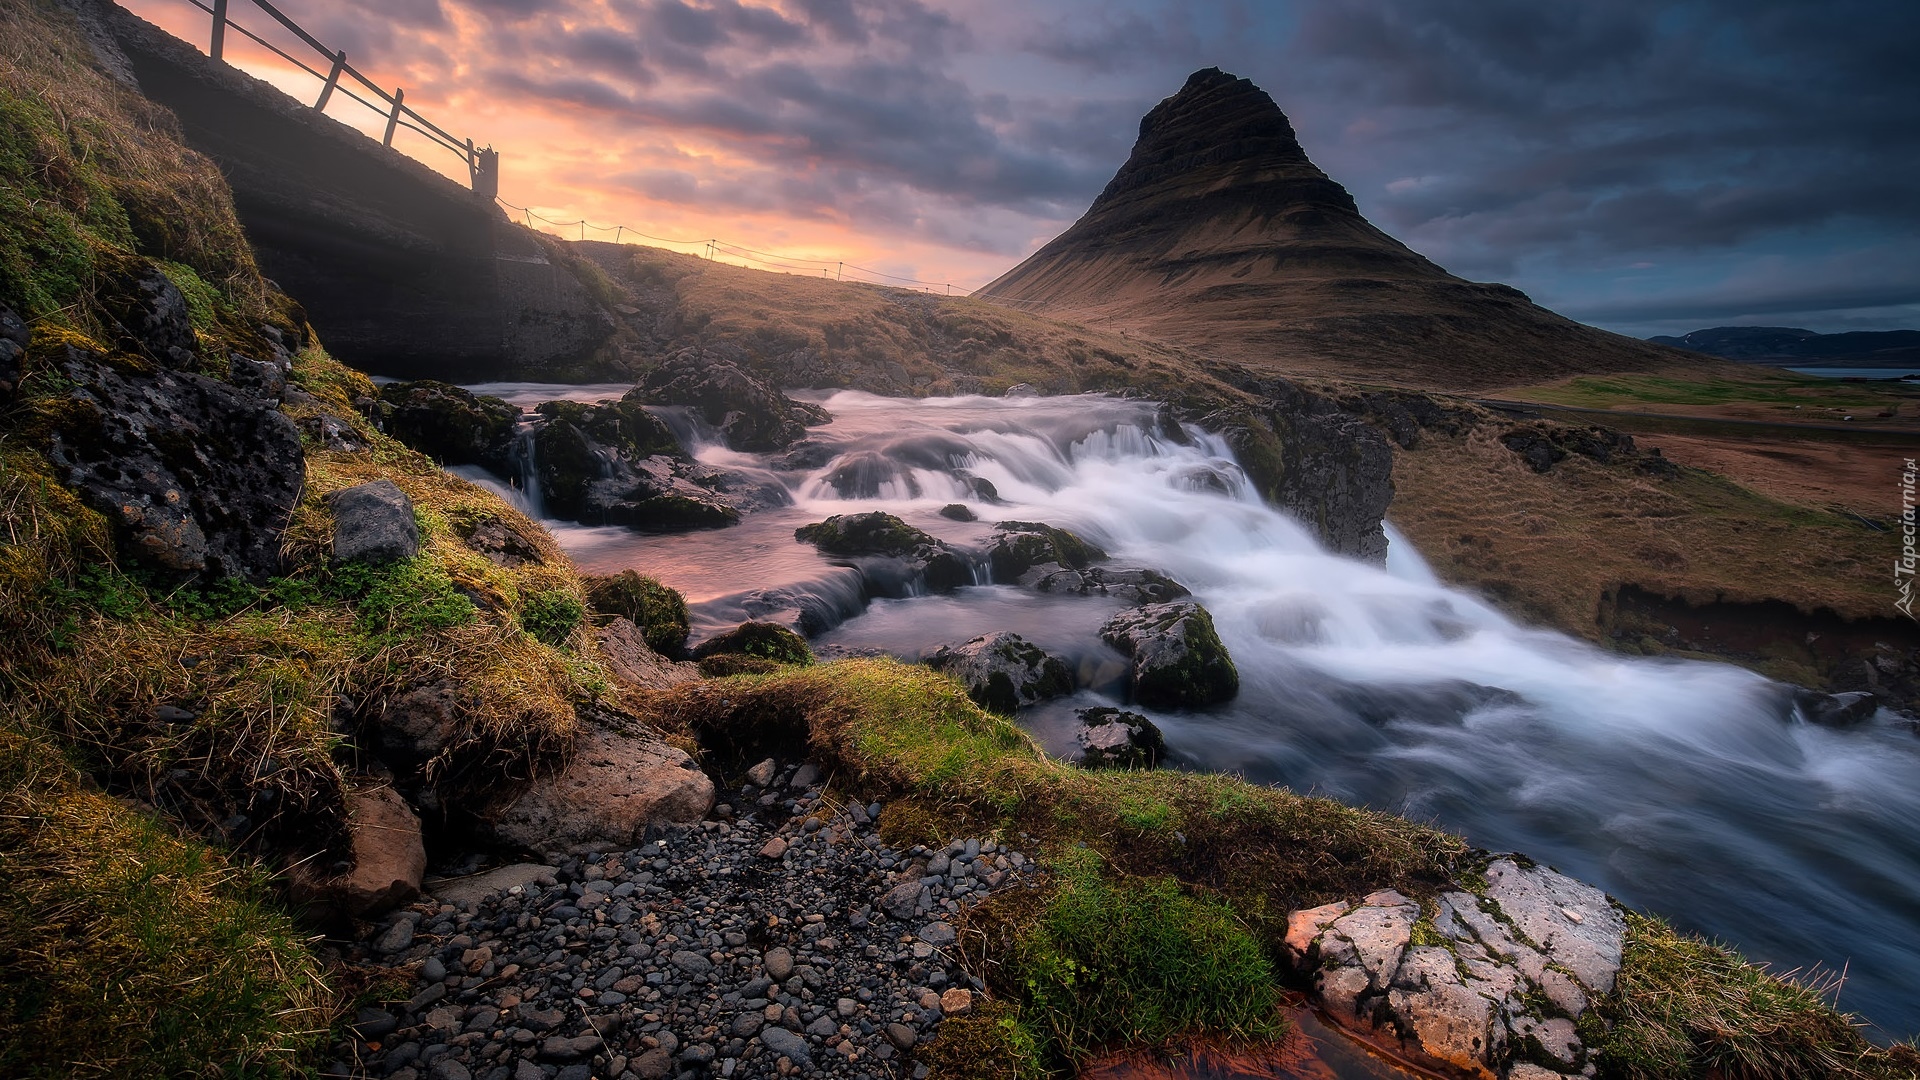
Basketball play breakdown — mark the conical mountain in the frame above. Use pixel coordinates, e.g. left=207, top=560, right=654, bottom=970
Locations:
left=981, top=68, right=1682, bottom=390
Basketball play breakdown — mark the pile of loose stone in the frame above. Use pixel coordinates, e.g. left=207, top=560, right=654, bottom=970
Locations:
left=325, top=761, right=1040, bottom=1080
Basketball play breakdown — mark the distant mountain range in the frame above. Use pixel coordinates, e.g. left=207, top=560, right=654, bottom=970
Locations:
left=1647, top=326, right=1920, bottom=367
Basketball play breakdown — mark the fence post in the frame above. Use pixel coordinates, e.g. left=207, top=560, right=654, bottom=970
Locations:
left=315, top=50, right=346, bottom=110
left=382, top=87, right=404, bottom=148
left=472, top=146, right=499, bottom=199
left=210, top=0, right=228, bottom=60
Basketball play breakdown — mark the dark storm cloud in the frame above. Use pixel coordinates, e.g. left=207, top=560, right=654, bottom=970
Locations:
left=1283, top=0, right=1920, bottom=291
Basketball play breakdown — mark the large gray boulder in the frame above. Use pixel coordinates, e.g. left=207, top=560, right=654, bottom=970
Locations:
left=1100, top=601, right=1239, bottom=707
left=533, top=394, right=748, bottom=530
left=329, top=480, right=420, bottom=565
left=795, top=511, right=972, bottom=594
left=490, top=725, right=713, bottom=852
left=44, top=343, right=305, bottom=580
left=926, top=632, right=1073, bottom=713
left=374, top=380, right=520, bottom=468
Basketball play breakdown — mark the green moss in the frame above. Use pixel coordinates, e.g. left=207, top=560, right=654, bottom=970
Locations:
left=520, top=589, right=584, bottom=647
left=347, top=558, right=478, bottom=638
left=585, top=570, right=691, bottom=656
left=692, top=621, right=813, bottom=665
left=1009, top=847, right=1284, bottom=1065
left=0, top=729, right=332, bottom=1077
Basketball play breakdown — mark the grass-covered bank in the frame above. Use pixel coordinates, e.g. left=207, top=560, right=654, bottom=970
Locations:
left=645, top=658, right=1920, bottom=1079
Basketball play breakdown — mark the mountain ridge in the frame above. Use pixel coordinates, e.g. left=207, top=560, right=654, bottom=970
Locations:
left=982, top=68, right=1691, bottom=391
left=1649, top=325, right=1920, bottom=367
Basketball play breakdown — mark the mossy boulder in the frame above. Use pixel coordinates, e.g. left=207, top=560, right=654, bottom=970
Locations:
left=375, top=380, right=519, bottom=469
left=1208, top=396, right=1392, bottom=563
left=926, top=632, right=1074, bottom=713
left=692, top=621, right=813, bottom=666
left=585, top=571, right=690, bottom=657
left=636, top=348, right=829, bottom=451
left=1072, top=707, right=1166, bottom=769
left=1100, top=601, right=1239, bottom=707
left=988, top=520, right=1107, bottom=580
left=533, top=394, right=739, bottom=529
left=795, top=511, right=972, bottom=593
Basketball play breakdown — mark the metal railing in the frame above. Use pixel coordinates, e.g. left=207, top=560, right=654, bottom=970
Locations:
left=188, top=0, right=497, bottom=196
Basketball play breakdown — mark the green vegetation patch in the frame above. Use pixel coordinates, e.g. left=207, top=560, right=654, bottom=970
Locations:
left=586, top=569, right=692, bottom=656
left=0, top=728, right=332, bottom=1077
left=520, top=588, right=585, bottom=647
left=1009, top=847, right=1283, bottom=1064
left=1593, top=913, right=1914, bottom=1080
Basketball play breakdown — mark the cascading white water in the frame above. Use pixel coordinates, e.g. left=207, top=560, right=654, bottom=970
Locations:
left=465, top=385, right=1920, bottom=1037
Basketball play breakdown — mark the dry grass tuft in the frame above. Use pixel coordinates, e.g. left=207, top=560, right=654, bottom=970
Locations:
left=0, top=726, right=333, bottom=1077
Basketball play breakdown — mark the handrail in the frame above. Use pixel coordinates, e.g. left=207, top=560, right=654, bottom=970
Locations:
left=185, top=0, right=496, bottom=195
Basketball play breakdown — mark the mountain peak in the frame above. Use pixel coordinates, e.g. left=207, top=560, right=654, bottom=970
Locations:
left=979, top=70, right=1682, bottom=390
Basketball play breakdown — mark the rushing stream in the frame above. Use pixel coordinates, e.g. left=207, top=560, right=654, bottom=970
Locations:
left=459, top=385, right=1920, bottom=1038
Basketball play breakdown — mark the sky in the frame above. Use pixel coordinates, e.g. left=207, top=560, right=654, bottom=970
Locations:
left=123, top=0, right=1920, bottom=338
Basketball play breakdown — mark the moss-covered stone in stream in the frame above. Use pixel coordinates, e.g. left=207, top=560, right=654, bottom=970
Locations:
left=585, top=570, right=691, bottom=656
left=691, top=621, right=813, bottom=666
left=795, top=510, right=938, bottom=556
left=988, top=520, right=1108, bottom=578
left=1100, top=601, right=1239, bottom=707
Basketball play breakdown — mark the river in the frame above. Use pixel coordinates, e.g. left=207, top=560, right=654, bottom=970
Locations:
left=457, top=385, right=1920, bottom=1038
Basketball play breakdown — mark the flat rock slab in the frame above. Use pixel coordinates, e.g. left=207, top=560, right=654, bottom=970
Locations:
left=490, top=726, right=713, bottom=852
left=1286, top=860, right=1626, bottom=1079
left=425, top=863, right=554, bottom=907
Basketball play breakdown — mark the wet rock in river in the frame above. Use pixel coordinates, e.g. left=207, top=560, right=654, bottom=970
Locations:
left=1100, top=601, right=1239, bottom=707
left=926, top=632, right=1074, bottom=713
left=1071, top=707, right=1165, bottom=769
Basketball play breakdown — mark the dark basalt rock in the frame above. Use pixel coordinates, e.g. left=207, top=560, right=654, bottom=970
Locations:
left=691, top=622, right=813, bottom=666
left=939, top=503, right=976, bottom=522
left=329, top=480, right=420, bottom=565
left=376, top=380, right=520, bottom=468
left=1101, top=601, right=1239, bottom=708
left=0, top=302, right=28, bottom=397
left=227, top=353, right=288, bottom=402
left=1500, top=421, right=1678, bottom=479
left=99, top=261, right=196, bottom=368
left=1211, top=395, right=1394, bottom=562
left=794, top=511, right=972, bottom=593
left=532, top=393, right=745, bottom=530
left=44, top=343, right=304, bottom=580
left=987, top=520, right=1107, bottom=580
left=1028, top=564, right=1190, bottom=605
left=1793, top=689, right=1879, bottom=727
left=926, top=632, right=1074, bottom=713
left=636, top=349, right=829, bottom=452
left=1072, top=707, right=1165, bottom=769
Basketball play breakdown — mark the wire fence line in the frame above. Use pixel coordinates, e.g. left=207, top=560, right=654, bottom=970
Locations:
left=181, top=0, right=1053, bottom=309
left=499, top=199, right=1057, bottom=309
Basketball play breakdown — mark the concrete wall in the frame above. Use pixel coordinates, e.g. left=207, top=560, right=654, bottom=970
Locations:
left=94, top=1, right=616, bottom=380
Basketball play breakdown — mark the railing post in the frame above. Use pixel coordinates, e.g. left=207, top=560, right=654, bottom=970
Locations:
left=210, top=0, right=228, bottom=60
left=315, top=50, right=346, bottom=110
left=472, top=146, right=499, bottom=199
left=382, top=87, right=404, bottom=148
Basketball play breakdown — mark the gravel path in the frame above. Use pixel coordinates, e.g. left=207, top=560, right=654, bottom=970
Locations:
left=324, top=761, right=1040, bottom=1080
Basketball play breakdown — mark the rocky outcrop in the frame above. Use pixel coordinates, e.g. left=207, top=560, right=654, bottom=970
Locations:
left=925, top=632, right=1074, bottom=713
left=795, top=512, right=973, bottom=594
left=1286, top=859, right=1627, bottom=1080
left=1100, top=601, right=1239, bottom=707
left=489, top=726, right=714, bottom=853
left=1072, top=707, right=1165, bottom=769
left=100, top=261, right=197, bottom=367
left=1211, top=394, right=1393, bottom=562
left=329, top=480, right=420, bottom=565
left=43, top=342, right=304, bottom=580
left=1499, top=422, right=1679, bottom=479
left=1028, top=565, right=1190, bottom=605
left=373, top=380, right=519, bottom=469
left=1792, top=688, right=1879, bottom=727
left=596, top=617, right=701, bottom=690
left=636, top=350, right=829, bottom=452
left=533, top=394, right=746, bottom=530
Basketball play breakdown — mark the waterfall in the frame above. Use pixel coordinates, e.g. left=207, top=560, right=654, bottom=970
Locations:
left=464, top=385, right=1920, bottom=1035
